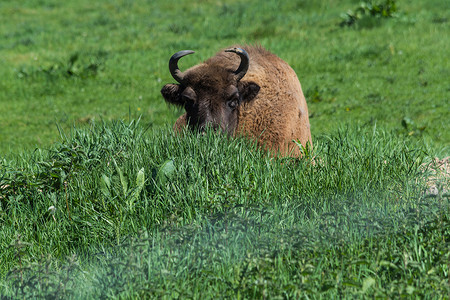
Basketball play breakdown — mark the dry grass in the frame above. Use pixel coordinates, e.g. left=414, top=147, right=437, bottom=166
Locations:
left=421, top=156, right=449, bottom=196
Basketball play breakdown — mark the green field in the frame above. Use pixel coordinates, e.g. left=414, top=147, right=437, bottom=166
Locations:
left=0, top=0, right=449, bottom=298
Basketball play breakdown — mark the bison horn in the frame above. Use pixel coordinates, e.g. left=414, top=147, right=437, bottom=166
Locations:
left=225, top=47, right=249, bottom=81
left=169, top=50, right=195, bottom=84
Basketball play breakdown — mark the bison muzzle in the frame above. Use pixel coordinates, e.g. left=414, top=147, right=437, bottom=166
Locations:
left=161, top=45, right=312, bottom=157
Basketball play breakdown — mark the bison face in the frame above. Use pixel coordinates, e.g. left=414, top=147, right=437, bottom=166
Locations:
left=161, top=48, right=260, bottom=135
left=161, top=80, right=260, bottom=134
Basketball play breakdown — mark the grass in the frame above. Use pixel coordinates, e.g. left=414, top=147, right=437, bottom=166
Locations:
left=0, top=0, right=449, bottom=298
left=0, top=0, right=449, bottom=153
left=1, top=121, right=448, bottom=298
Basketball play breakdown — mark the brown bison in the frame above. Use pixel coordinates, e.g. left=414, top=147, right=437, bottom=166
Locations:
left=161, top=45, right=312, bottom=156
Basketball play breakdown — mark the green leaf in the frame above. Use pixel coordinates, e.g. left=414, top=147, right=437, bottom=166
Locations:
left=362, top=277, right=375, bottom=293
left=136, top=167, right=145, bottom=191
left=100, top=174, right=111, bottom=198
left=343, top=280, right=361, bottom=288
left=113, top=157, right=128, bottom=196
left=351, top=260, right=370, bottom=266
left=379, top=260, right=398, bottom=269
left=406, top=285, right=415, bottom=295
left=126, top=168, right=146, bottom=212
left=157, top=160, right=175, bottom=183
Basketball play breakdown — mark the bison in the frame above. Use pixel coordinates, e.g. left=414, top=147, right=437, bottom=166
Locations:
left=161, top=45, right=312, bottom=156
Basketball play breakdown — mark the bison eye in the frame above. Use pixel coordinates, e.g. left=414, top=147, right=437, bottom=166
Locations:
left=228, top=99, right=238, bottom=110
left=182, top=94, right=195, bottom=103
left=227, top=93, right=239, bottom=110
left=181, top=87, right=196, bottom=104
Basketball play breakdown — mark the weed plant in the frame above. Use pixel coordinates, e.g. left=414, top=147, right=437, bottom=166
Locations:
left=0, top=121, right=448, bottom=298
left=340, top=0, right=398, bottom=27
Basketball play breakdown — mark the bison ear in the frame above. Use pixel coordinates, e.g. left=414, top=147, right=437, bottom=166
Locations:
left=161, top=84, right=183, bottom=106
left=238, top=81, right=260, bottom=103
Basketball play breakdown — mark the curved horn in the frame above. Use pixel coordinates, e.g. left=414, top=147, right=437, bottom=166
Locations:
left=169, top=50, right=195, bottom=84
left=225, top=47, right=249, bottom=81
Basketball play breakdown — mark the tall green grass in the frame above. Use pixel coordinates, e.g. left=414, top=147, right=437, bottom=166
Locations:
left=1, top=121, right=448, bottom=298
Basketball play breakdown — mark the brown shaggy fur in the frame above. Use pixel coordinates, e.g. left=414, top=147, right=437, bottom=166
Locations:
left=167, top=45, right=312, bottom=157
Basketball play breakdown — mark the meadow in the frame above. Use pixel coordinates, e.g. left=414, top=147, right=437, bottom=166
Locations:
left=0, top=0, right=449, bottom=298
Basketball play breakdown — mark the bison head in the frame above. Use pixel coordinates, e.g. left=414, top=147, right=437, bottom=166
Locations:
left=161, top=48, right=260, bottom=135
